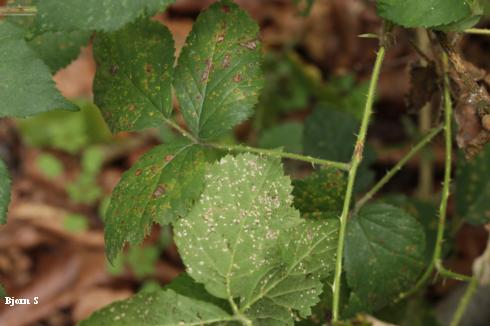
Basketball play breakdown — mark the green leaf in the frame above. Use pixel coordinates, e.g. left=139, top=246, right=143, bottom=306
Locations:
left=319, top=75, right=369, bottom=121
left=376, top=0, right=480, bottom=29
left=0, top=21, right=77, bottom=118
left=104, top=143, right=212, bottom=262
left=303, top=107, right=375, bottom=193
left=79, top=289, right=233, bottom=326
left=293, top=167, right=346, bottom=215
left=0, top=159, right=11, bottom=225
left=93, top=19, right=175, bottom=133
left=28, top=30, right=91, bottom=73
left=304, top=108, right=357, bottom=163
left=344, top=204, right=426, bottom=315
left=174, top=154, right=338, bottom=324
left=6, top=2, right=91, bottom=74
left=456, top=146, right=490, bottom=225
left=35, top=0, right=175, bottom=32
left=174, top=0, right=264, bottom=140
left=258, top=122, right=304, bottom=154
left=165, top=273, right=230, bottom=312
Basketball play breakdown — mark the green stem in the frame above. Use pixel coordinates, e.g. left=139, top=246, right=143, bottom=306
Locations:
left=0, top=5, right=37, bottom=15
left=355, top=124, right=443, bottom=212
left=464, top=28, right=490, bottom=36
left=331, top=46, right=386, bottom=322
left=396, top=53, right=470, bottom=303
left=450, top=277, right=478, bottom=326
left=209, top=143, right=350, bottom=171
left=432, top=53, right=458, bottom=278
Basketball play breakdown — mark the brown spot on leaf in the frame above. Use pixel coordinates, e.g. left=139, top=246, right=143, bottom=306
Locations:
left=233, top=74, right=242, bottom=82
left=216, top=34, right=225, bottom=43
left=221, top=5, right=230, bottom=13
left=240, top=40, right=257, bottom=50
left=201, top=59, right=213, bottom=82
left=164, top=155, right=174, bottom=162
left=128, top=104, right=136, bottom=112
left=109, top=65, right=119, bottom=76
left=222, top=54, right=231, bottom=69
left=135, top=169, right=142, bottom=176
left=152, top=184, right=166, bottom=198
left=144, top=63, right=153, bottom=75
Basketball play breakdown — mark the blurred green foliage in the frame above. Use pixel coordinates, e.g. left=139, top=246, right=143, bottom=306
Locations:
left=17, top=102, right=111, bottom=154
left=63, top=213, right=90, bottom=233
left=36, top=153, right=63, bottom=178
left=258, top=122, right=303, bottom=154
left=67, top=147, right=104, bottom=204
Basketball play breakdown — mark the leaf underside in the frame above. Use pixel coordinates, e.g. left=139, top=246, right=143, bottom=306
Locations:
left=93, top=19, right=175, bottom=133
left=174, top=0, right=264, bottom=140
left=79, top=289, right=233, bottom=326
left=174, top=154, right=339, bottom=325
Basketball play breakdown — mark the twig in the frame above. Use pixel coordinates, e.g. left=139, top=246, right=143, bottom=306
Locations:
left=331, top=46, right=386, bottom=321
left=464, top=28, right=490, bottom=36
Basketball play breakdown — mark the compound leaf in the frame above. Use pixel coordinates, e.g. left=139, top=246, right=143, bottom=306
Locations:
left=93, top=19, right=175, bottom=133
left=104, top=143, right=211, bottom=263
left=0, top=159, right=11, bottom=225
left=344, top=204, right=426, bottom=314
left=79, top=289, right=233, bottom=326
left=174, top=0, right=263, bottom=140
left=35, top=0, right=175, bottom=32
left=377, top=0, right=479, bottom=29
left=456, top=146, right=490, bottom=225
left=174, top=154, right=338, bottom=324
left=0, top=21, right=77, bottom=118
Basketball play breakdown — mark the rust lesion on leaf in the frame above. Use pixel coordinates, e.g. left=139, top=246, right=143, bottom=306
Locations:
left=201, top=59, right=213, bottom=83
left=222, top=54, right=231, bottom=68
left=110, top=64, right=119, bottom=76
left=144, top=63, right=153, bottom=75
left=233, top=74, right=242, bottom=83
left=239, top=40, right=257, bottom=50
left=152, top=184, right=166, bottom=198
